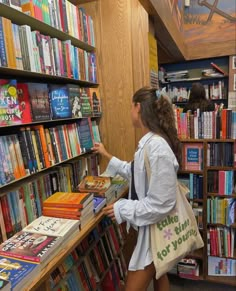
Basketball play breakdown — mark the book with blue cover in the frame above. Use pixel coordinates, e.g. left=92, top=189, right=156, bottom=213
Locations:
left=77, top=118, right=94, bottom=152
left=0, top=255, right=39, bottom=290
left=93, top=197, right=106, bottom=214
left=49, top=85, right=72, bottom=119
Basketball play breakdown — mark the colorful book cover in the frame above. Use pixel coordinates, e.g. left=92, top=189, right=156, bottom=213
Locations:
left=183, top=143, right=203, bottom=171
left=43, top=192, right=93, bottom=209
left=0, top=231, right=61, bottom=263
left=0, top=80, right=23, bottom=126
left=23, top=216, right=80, bottom=237
left=79, top=176, right=111, bottom=194
left=0, top=256, right=39, bottom=290
left=93, top=197, right=106, bottom=214
left=27, top=83, right=51, bottom=121
left=68, top=84, right=82, bottom=118
left=77, top=118, right=94, bottom=152
left=79, top=88, right=92, bottom=117
left=16, top=83, right=32, bottom=123
left=49, top=85, right=72, bottom=119
left=89, top=88, right=102, bottom=116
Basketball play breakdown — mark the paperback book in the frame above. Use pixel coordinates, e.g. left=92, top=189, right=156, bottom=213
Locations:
left=23, top=216, right=80, bottom=237
left=78, top=176, right=111, bottom=195
left=0, top=79, right=22, bottom=126
left=49, top=85, right=72, bottom=119
left=93, top=197, right=106, bottom=214
left=0, top=231, right=62, bottom=263
left=0, top=255, right=39, bottom=291
left=43, top=192, right=93, bottom=209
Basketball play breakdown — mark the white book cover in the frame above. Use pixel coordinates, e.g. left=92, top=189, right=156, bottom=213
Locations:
left=23, top=216, right=80, bottom=237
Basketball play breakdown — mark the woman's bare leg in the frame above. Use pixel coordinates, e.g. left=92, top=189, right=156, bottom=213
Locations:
left=125, top=263, right=155, bottom=291
left=153, top=274, right=170, bottom=291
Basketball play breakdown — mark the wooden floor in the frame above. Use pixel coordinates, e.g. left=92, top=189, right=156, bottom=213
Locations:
left=147, top=275, right=236, bottom=291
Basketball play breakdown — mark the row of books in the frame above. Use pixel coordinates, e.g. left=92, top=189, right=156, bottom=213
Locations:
left=50, top=218, right=127, bottom=290
left=178, top=174, right=203, bottom=199
left=207, top=142, right=234, bottom=167
left=0, top=118, right=100, bottom=185
left=208, top=256, right=236, bottom=276
left=0, top=16, right=96, bottom=82
left=192, top=207, right=203, bottom=229
left=207, top=198, right=236, bottom=226
left=0, top=80, right=102, bottom=126
left=0, top=156, right=99, bottom=242
left=166, top=80, right=226, bottom=102
left=0, top=215, right=81, bottom=290
left=1, top=0, right=95, bottom=46
left=42, top=191, right=95, bottom=229
left=207, top=227, right=235, bottom=258
left=207, top=170, right=235, bottom=195
left=174, top=107, right=236, bottom=140
left=177, top=258, right=200, bottom=280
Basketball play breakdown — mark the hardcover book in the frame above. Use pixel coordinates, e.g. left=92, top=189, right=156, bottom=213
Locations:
left=0, top=231, right=62, bottom=263
left=77, top=118, right=94, bottom=152
left=89, top=88, right=102, bottom=116
left=78, top=176, right=111, bottom=195
left=68, top=84, right=82, bottom=118
left=79, top=87, right=92, bottom=117
left=0, top=256, right=39, bottom=291
left=23, top=216, right=80, bottom=237
left=27, top=83, right=51, bottom=121
left=16, top=83, right=32, bottom=123
left=0, top=79, right=22, bottom=126
left=182, top=143, right=203, bottom=171
left=49, top=85, right=72, bottom=119
left=43, top=192, right=93, bottom=209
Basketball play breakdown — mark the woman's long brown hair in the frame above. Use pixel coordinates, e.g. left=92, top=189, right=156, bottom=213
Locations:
left=133, top=86, right=182, bottom=165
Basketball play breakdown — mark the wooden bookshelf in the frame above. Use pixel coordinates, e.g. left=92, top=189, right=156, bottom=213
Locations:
left=0, top=3, right=95, bottom=52
left=24, top=187, right=128, bottom=291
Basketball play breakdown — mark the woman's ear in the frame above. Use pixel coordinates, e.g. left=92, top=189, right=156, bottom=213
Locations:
left=136, top=102, right=141, bottom=113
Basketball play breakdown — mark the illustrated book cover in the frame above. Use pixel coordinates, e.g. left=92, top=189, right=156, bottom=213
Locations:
left=0, top=255, right=39, bottom=291
left=23, top=216, right=80, bottom=237
left=78, top=176, right=111, bottom=195
left=0, top=231, right=61, bottom=263
left=49, top=85, right=72, bottom=119
left=0, top=79, right=22, bottom=126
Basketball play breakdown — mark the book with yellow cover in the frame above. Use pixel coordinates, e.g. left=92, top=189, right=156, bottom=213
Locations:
left=43, top=192, right=93, bottom=209
left=78, top=176, right=111, bottom=194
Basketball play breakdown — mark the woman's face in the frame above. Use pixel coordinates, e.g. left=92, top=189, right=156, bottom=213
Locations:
left=131, top=102, right=141, bottom=128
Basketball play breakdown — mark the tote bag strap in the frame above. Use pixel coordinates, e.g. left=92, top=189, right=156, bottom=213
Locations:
left=144, top=147, right=151, bottom=183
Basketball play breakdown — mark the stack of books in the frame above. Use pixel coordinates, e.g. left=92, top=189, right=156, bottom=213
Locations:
left=42, top=192, right=94, bottom=229
left=0, top=216, right=80, bottom=290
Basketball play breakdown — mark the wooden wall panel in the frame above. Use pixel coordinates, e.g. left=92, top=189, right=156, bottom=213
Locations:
left=82, top=0, right=150, bottom=171
left=130, top=0, right=150, bottom=145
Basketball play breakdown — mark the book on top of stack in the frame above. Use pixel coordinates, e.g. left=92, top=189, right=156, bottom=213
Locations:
left=78, top=176, right=111, bottom=195
left=42, top=192, right=95, bottom=228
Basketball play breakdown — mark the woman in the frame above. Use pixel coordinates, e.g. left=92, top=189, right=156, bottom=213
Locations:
left=183, top=82, right=215, bottom=113
left=92, top=87, right=182, bottom=291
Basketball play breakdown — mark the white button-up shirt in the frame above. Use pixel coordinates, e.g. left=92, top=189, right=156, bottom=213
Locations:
left=106, top=132, right=179, bottom=270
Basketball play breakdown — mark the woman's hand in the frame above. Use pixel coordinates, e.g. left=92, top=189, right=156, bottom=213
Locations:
left=92, top=143, right=113, bottom=161
left=103, top=203, right=116, bottom=221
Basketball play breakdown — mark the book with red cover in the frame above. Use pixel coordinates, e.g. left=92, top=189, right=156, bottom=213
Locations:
left=43, top=192, right=93, bottom=209
left=0, top=231, right=62, bottom=263
left=182, top=143, right=203, bottom=171
left=17, top=83, right=32, bottom=123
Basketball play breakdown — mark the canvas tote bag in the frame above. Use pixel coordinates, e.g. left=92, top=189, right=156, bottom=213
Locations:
left=144, top=146, right=204, bottom=280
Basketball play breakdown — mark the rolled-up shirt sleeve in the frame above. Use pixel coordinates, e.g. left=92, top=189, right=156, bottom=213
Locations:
left=105, top=156, right=131, bottom=180
left=114, top=155, right=177, bottom=226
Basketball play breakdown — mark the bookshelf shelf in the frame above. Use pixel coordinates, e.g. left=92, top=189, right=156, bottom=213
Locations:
left=207, top=223, right=236, bottom=229
left=206, top=276, right=236, bottom=287
left=24, top=188, right=128, bottom=291
left=160, top=75, right=228, bottom=84
left=0, top=67, right=99, bottom=87
left=0, top=3, right=95, bottom=52
left=178, top=170, right=203, bottom=174
left=0, top=116, right=101, bottom=130
left=207, top=193, right=236, bottom=198
left=206, top=166, right=235, bottom=171
left=0, top=151, right=96, bottom=194
left=180, top=139, right=235, bottom=143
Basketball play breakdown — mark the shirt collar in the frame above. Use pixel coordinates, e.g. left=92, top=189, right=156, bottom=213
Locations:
left=137, top=131, right=156, bottom=150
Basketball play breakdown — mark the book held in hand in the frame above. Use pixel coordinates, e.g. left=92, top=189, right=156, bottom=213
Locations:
left=23, top=216, right=80, bottom=237
left=0, top=231, right=62, bottom=263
